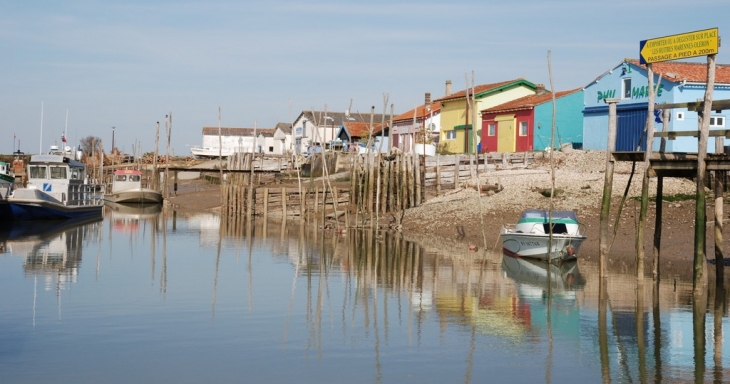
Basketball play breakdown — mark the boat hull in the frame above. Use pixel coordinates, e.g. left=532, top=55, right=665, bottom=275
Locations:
left=104, top=189, right=163, bottom=204
left=501, top=231, right=585, bottom=262
left=7, top=188, right=104, bottom=220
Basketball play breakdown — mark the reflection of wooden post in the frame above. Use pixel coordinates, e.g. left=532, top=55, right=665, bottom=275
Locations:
left=598, top=277, right=610, bottom=382
left=599, top=98, right=620, bottom=278
left=694, top=54, right=716, bottom=294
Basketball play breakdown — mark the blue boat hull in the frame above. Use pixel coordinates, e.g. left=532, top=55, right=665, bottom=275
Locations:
left=8, top=200, right=103, bottom=220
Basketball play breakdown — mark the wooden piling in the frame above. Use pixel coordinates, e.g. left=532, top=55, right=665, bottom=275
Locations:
left=599, top=98, right=620, bottom=278
left=637, top=63, right=657, bottom=282
left=694, top=54, right=716, bottom=293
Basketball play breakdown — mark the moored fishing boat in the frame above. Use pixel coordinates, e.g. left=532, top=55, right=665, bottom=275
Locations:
left=5, top=154, right=104, bottom=220
left=501, top=209, right=586, bottom=262
left=104, top=169, right=162, bottom=204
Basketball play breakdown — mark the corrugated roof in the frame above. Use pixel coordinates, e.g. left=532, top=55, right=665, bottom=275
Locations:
left=482, top=88, right=583, bottom=114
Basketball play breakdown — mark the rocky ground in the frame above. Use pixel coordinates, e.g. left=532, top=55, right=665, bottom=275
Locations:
left=166, top=150, right=730, bottom=278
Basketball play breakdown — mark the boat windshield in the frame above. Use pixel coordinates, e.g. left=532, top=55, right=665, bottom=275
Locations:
left=519, top=209, right=578, bottom=223
left=29, top=165, right=47, bottom=179
left=50, top=166, right=67, bottom=179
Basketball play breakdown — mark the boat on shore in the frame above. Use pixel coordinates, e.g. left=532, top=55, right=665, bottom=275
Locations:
left=190, top=146, right=234, bottom=159
left=104, top=169, right=162, bottom=204
left=5, top=154, right=104, bottom=220
left=500, top=209, right=586, bottom=262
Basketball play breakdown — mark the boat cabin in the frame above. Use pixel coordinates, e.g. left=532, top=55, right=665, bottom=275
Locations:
left=111, top=169, right=145, bottom=192
left=26, top=155, right=88, bottom=202
left=515, top=209, right=580, bottom=235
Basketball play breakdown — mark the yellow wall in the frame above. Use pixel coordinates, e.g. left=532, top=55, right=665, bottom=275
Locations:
left=440, top=84, right=535, bottom=154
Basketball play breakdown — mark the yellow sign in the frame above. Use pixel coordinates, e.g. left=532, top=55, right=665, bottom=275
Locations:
left=640, top=28, right=719, bottom=64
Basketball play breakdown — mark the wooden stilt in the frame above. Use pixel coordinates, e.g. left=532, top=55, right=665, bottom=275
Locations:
left=599, top=98, right=620, bottom=279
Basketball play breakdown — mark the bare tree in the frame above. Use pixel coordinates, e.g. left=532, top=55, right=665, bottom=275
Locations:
left=80, top=136, right=103, bottom=156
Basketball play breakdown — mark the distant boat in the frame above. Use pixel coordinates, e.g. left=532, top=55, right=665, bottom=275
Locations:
left=0, top=161, right=15, bottom=218
left=104, top=169, right=162, bottom=204
left=5, top=154, right=104, bottom=220
left=190, top=146, right=234, bottom=159
left=500, top=209, right=587, bottom=262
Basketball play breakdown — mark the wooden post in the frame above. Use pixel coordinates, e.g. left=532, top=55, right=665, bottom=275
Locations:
left=637, top=64, right=657, bottom=282
left=599, top=98, right=620, bottom=278
left=263, top=187, right=269, bottom=216
left=653, top=108, right=671, bottom=281
left=281, top=187, right=287, bottom=218
left=454, top=155, right=460, bottom=190
left=694, top=54, right=716, bottom=294
left=415, top=153, right=422, bottom=206
left=436, top=154, right=441, bottom=196
left=714, top=136, right=725, bottom=285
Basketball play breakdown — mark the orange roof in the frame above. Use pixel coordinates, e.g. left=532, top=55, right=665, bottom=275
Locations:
left=393, top=101, right=442, bottom=123
left=626, top=59, right=730, bottom=83
left=435, top=78, right=535, bottom=102
left=482, top=88, right=583, bottom=114
left=344, top=121, right=386, bottom=138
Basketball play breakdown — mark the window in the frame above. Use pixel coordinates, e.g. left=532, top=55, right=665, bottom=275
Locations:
left=445, top=131, right=457, bottom=140
left=710, top=116, right=726, bottom=128
left=488, top=123, right=496, bottom=136
left=115, top=175, right=127, bottom=182
left=50, top=166, right=67, bottom=180
left=676, top=112, right=685, bottom=121
left=519, top=121, right=528, bottom=136
left=29, top=165, right=47, bottom=179
left=622, top=78, right=631, bottom=99
left=268, top=146, right=274, bottom=152
left=130, top=175, right=141, bottom=182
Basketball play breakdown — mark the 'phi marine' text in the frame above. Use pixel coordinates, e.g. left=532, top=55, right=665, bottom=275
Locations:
left=597, top=85, right=664, bottom=102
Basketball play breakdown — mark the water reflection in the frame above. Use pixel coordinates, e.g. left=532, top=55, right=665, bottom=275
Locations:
left=2, top=213, right=730, bottom=383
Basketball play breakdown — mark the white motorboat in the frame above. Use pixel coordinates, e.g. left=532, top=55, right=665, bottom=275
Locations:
left=104, top=169, right=162, bottom=204
left=500, top=209, right=586, bottom=262
left=190, top=146, right=234, bottom=159
left=6, top=154, right=104, bottom=220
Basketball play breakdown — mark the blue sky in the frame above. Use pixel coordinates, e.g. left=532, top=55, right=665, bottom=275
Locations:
left=1, top=0, right=728, bottom=156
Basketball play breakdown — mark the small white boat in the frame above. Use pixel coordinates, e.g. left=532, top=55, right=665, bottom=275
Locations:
left=190, top=146, right=234, bottom=159
left=0, top=161, right=15, bottom=218
left=6, top=154, right=104, bottom=220
left=500, top=209, right=586, bottom=262
left=104, top=169, right=162, bottom=204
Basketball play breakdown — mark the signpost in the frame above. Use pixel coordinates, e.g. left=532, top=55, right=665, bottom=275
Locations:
left=639, top=27, right=719, bottom=64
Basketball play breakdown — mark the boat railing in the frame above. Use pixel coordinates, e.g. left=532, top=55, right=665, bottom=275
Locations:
left=67, top=183, right=105, bottom=206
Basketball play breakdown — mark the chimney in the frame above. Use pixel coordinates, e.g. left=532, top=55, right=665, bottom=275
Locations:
left=445, top=80, right=452, bottom=96
left=424, top=92, right=431, bottom=108
left=535, top=84, right=546, bottom=95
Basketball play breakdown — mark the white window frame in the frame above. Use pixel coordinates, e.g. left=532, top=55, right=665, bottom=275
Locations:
left=710, top=115, right=726, bottom=128
left=676, top=111, right=684, bottom=121
left=519, top=121, right=528, bottom=136
left=445, top=131, right=457, bottom=140
left=622, top=78, right=631, bottom=99
left=488, top=123, right=496, bottom=136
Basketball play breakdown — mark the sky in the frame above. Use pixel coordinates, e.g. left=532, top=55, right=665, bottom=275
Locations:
left=1, top=0, right=729, bottom=157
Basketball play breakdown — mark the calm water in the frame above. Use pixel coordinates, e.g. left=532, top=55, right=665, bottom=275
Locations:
left=1, top=205, right=729, bottom=383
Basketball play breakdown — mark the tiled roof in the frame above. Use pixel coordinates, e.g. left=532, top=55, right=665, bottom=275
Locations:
left=435, top=78, right=535, bottom=102
left=482, top=88, right=583, bottom=114
left=626, top=59, right=730, bottom=84
left=275, top=122, right=292, bottom=134
left=393, top=101, right=442, bottom=123
left=202, top=127, right=275, bottom=136
left=344, top=121, right=386, bottom=138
